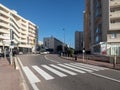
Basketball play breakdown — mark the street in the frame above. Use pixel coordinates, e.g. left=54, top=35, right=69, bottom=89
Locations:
left=17, top=54, right=120, bottom=90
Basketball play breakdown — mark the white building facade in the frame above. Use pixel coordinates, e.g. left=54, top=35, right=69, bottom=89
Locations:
left=0, top=4, right=38, bottom=53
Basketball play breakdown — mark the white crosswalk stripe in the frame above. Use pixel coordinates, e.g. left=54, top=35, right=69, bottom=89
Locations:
left=70, top=63, right=99, bottom=71
left=23, top=66, right=40, bottom=90
left=32, top=65, right=54, bottom=80
left=74, top=63, right=108, bottom=70
left=58, top=64, right=86, bottom=73
left=22, top=62, right=109, bottom=84
left=23, top=66, right=40, bottom=83
left=50, top=64, right=77, bottom=75
left=64, top=63, right=93, bottom=72
left=42, top=65, right=67, bottom=77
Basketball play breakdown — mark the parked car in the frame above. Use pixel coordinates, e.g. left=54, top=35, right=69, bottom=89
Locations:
left=40, top=51, right=49, bottom=54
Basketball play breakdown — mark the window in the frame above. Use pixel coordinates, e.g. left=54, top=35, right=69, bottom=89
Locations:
left=95, top=36, right=99, bottom=43
left=111, top=33, right=116, bottom=38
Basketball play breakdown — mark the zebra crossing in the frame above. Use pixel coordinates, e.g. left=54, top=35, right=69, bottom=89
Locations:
left=22, top=62, right=108, bottom=82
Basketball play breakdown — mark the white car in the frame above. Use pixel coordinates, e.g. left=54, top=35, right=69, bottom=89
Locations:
left=40, top=51, right=49, bottom=54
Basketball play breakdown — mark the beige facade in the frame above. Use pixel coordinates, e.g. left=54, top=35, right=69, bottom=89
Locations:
left=85, top=0, right=120, bottom=55
left=0, top=4, right=38, bottom=53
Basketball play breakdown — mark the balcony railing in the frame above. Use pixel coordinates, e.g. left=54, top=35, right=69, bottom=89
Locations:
left=0, top=29, right=9, bottom=34
left=109, top=23, right=120, bottom=30
left=0, top=23, right=9, bottom=28
left=110, top=11, right=120, bottom=19
left=0, top=10, right=9, bottom=17
left=0, top=35, right=10, bottom=40
left=110, top=1, right=120, bottom=8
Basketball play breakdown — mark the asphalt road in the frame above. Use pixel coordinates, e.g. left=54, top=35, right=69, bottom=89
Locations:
left=17, top=54, right=120, bottom=90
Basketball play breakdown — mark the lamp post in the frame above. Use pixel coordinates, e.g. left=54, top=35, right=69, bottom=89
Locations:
left=83, top=10, right=85, bottom=62
left=63, top=28, right=65, bottom=53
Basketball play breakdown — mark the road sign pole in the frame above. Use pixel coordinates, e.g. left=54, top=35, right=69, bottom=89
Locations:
left=10, top=48, right=13, bottom=65
left=83, top=50, right=85, bottom=62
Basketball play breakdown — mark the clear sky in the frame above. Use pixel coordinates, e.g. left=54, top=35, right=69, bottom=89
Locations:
left=0, top=0, right=85, bottom=48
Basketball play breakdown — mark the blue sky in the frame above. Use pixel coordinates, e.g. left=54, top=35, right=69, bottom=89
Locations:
left=0, top=0, right=85, bottom=48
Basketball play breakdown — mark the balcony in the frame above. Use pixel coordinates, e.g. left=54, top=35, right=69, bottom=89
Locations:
left=0, top=23, right=9, bottom=29
left=0, top=34, right=10, bottom=40
left=109, top=23, right=120, bottom=30
left=110, top=1, right=120, bottom=8
left=20, top=39, right=27, bottom=43
left=0, top=29, right=9, bottom=34
left=110, top=11, right=120, bottom=19
left=0, top=10, right=9, bottom=17
left=0, top=16, right=9, bottom=23
left=20, top=29, right=27, bottom=34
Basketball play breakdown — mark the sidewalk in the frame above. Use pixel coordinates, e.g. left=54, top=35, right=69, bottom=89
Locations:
left=61, top=56, right=120, bottom=70
left=0, top=57, right=22, bottom=90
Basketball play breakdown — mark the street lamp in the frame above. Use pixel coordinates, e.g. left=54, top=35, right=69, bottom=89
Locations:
left=63, top=28, right=65, bottom=53
left=83, top=10, right=85, bottom=62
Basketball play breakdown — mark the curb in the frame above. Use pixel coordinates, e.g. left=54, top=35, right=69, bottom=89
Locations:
left=60, top=56, right=120, bottom=70
left=14, top=57, right=19, bottom=70
left=15, top=57, right=29, bottom=90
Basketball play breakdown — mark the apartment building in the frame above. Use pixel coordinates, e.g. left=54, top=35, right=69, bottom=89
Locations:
left=84, top=0, right=120, bottom=55
left=84, top=0, right=91, bottom=52
left=0, top=4, right=38, bottom=53
left=43, top=36, right=63, bottom=53
left=75, top=31, right=83, bottom=52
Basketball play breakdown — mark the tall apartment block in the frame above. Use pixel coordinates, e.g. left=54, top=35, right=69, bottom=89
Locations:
left=84, top=0, right=91, bottom=52
left=84, top=0, right=120, bottom=55
left=75, top=31, right=83, bottom=52
left=0, top=4, right=38, bottom=53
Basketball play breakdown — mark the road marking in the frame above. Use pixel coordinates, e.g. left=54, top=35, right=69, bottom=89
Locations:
left=44, top=55, right=60, bottom=64
left=17, top=57, right=29, bottom=90
left=58, top=64, right=86, bottom=73
left=23, top=66, right=40, bottom=83
left=70, top=63, right=99, bottom=71
left=64, top=63, right=93, bottom=73
left=50, top=64, right=77, bottom=75
left=17, top=57, right=24, bottom=68
left=75, top=63, right=107, bottom=70
left=31, top=83, right=39, bottom=90
left=32, top=65, right=54, bottom=80
left=18, top=57, right=40, bottom=90
left=90, top=72, right=120, bottom=83
left=42, top=65, right=67, bottom=77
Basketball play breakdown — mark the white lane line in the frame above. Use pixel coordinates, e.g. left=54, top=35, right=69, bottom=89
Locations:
left=64, top=63, right=93, bottom=73
left=32, top=66, right=54, bottom=80
left=42, top=65, right=67, bottom=77
left=18, top=58, right=40, bottom=90
left=70, top=63, right=99, bottom=71
left=17, top=57, right=24, bottom=68
left=90, top=72, right=120, bottom=83
left=23, top=66, right=40, bottom=90
left=75, top=63, right=107, bottom=70
left=50, top=64, right=77, bottom=75
left=58, top=64, right=86, bottom=74
left=17, top=57, right=29, bottom=90
left=44, top=55, right=60, bottom=64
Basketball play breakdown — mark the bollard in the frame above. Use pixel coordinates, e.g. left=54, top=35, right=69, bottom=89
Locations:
left=113, top=55, right=116, bottom=68
left=75, top=56, right=77, bottom=60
